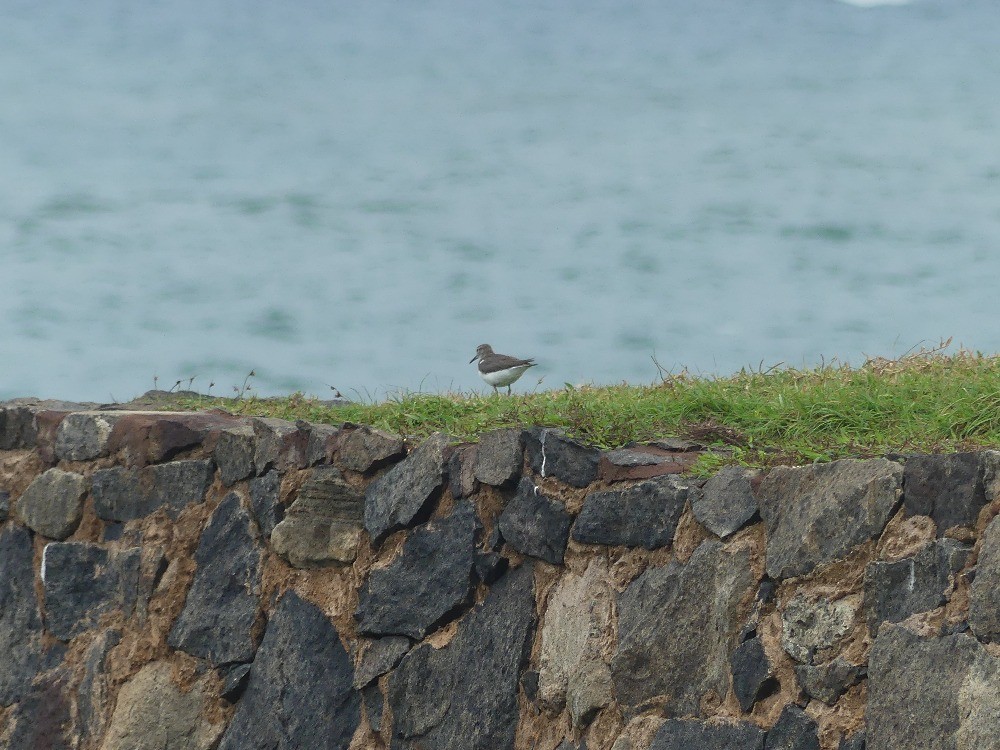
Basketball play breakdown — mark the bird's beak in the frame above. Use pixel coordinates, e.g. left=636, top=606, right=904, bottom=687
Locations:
left=469, top=355, right=477, bottom=363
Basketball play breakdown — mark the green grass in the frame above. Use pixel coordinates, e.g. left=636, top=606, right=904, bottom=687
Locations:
left=166, top=346, right=1000, bottom=469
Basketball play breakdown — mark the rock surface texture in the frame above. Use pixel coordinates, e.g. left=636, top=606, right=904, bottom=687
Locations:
left=1, top=404, right=1000, bottom=750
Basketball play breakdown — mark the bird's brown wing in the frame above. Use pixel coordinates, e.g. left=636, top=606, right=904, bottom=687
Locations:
left=479, top=354, right=536, bottom=373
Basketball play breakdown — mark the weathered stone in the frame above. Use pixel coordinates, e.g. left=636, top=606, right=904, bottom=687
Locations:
left=220, top=663, right=252, bottom=703
left=354, top=635, right=412, bottom=689
left=168, top=493, right=263, bottom=665
left=474, top=428, right=524, bottom=486
left=794, top=658, right=864, bottom=705
left=539, top=558, right=614, bottom=727
left=0, top=403, right=37, bottom=448
left=765, top=705, right=820, bottom=750
left=612, top=540, right=755, bottom=713
left=218, top=590, right=360, bottom=750
left=731, top=636, right=773, bottom=712
left=42, top=542, right=141, bottom=641
left=54, top=411, right=122, bottom=460
left=78, top=629, right=122, bottom=742
left=249, top=469, right=283, bottom=537
left=573, top=475, right=688, bottom=550
left=388, top=563, right=536, bottom=750
left=757, top=458, right=902, bottom=579
left=0, top=525, right=44, bottom=705
left=105, top=411, right=241, bottom=467
left=865, top=539, right=970, bottom=632
left=903, top=452, right=986, bottom=534
left=305, top=422, right=340, bottom=465
left=781, top=594, right=855, bottom=664
left=337, top=424, right=405, bottom=473
left=0, top=488, right=9, bottom=521
left=839, top=732, right=865, bottom=750
left=448, top=444, right=478, bottom=499
left=499, top=477, right=572, bottom=564
left=364, top=432, right=450, bottom=544
left=0, top=668, right=73, bottom=749
left=650, top=719, right=765, bottom=750
left=92, top=459, right=215, bottom=521
left=215, top=425, right=256, bottom=485
left=868, top=624, right=1000, bottom=750
left=100, top=661, right=224, bottom=750
left=271, top=467, right=364, bottom=567
left=969, top=514, right=1000, bottom=640
left=15, top=467, right=88, bottom=539
left=475, top=548, right=508, bottom=584
left=525, top=427, right=600, bottom=487
left=253, top=417, right=308, bottom=473
left=357, top=501, right=478, bottom=639
left=694, top=466, right=760, bottom=538
left=599, top=448, right=698, bottom=482
left=364, top=682, right=385, bottom=733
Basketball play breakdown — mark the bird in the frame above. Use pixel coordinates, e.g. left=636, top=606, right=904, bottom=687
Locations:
left=470, top=344, right=537, bottom=395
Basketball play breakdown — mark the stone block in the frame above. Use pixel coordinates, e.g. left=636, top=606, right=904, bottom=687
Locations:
left=693, top=465, right=760, bottom=538
left=781, top=594, right=855, bottom=664
left=387, top=564, right=536, bottom=750
left=354, top=636, right=412, bottom=689
left=764, top=705, right=820, bottom=750
left=92, top=459, right=214, bottom=521
left=0, top=525, right=44, bottom=705
left=253, top=417, right=307, bottom=473
left=0, top=669, right=72, bottom=749
left=16, top=467, right=88, bottom=539
left=54, top=411, right=121, bottom=460
left=573, top=475, right=688, bottom=550
left=903, top=452, right=986, bottom=534
left=248, top=469, right=283, bottom=537
left=77, top=629, right=121, bottom=742
left=218, top=591, right=360, bottom=750
left=499, top=477, right=572, bottom=564
left=612, top=540, right=755, bottom=713
left=732, top=636, right=773, bottom=712
left=525, top=428, right=600, bottom=487
left=474, top=428, right=524, bottom=487
left=337, top=424, right=405, bottom=473
left=794, top=658, right=864, bottom=705
left=448, top=444, right=479, bottom=499
left=214, top=425, right=256, bottom=485
left=168, top=493, right=263, bottom=665
left=0, top=403, right=37, bottom=449
left=650, top=719, right=765, bottom=750
left=364, top=432, right=450, bottom=544
left=969, top=514, right=1000, bottom=640
left=757, top=458, right=902, bottom=579
left=356, top=501, right=478, bottom=639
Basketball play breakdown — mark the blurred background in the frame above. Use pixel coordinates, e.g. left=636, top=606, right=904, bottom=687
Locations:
left=1, top=0, right=998, bottom=402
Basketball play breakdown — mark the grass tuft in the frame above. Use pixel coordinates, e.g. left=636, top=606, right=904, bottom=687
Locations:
left=166, top=344, right=1000, bottom=469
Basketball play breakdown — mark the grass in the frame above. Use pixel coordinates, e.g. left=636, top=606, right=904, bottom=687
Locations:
left=163, top=344, right=1000, bottom=469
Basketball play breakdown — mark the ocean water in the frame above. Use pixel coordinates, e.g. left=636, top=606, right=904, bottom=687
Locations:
left=2, top=0, right=999, bottom=402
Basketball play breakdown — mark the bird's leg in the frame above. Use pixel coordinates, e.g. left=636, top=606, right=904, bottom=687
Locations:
left=507, top=385, right=512, bottom=395
left=492, top=385, right=498, bottom=395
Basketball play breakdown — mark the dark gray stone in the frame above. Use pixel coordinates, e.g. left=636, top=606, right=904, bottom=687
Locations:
left=525, top=428, right=600, bottom=488
left=765, top=705, right=820, bottom=750
left=364, top=432, right=450, bottom=544
left=864, top=539, right=970, bottom=632
left=252, top=417, right=305, bottom=473
left=969, top=514, right=1000, bottom=640
left=0, top=525, right=44, bottom=705
left=499, top=478, right=572, bottom=564
left=0, top=489, right=9, bottom=521
left=839, top=732, right=865, bottom=750
left=474, top=429, right=524, bottom=487
left=220, top=663, right=252, bottom=703
left=338, top=425, right=406, bottom=473
left=42, top=542, right=141, bottom=641
left=903, top=452, right=986, bottom=534
left=573, top=475, right=688, bottom=550
left=249, top=469, right=283, bottom=538
left=357, top=501, right=478, bottom=639
left=612, top=540, right=755, bottom=714
left=168, top=493, right=263, bottom=666
left=0, top=404, right=37, bottom=448
left=757, top=458, right=902, bottom=580
left=694, top=466, right=760, bottom=538
left=475, top=549, right=508, bottom=584
left=448, top=445, right=478, bottom=499
left=364, top=682, right=385, bottom=733
left=92, top=459, right=215, bottom=521
left=215, top=427, right=256, bottom=485
left=794, top=658, right=864, bottom=704
left=218, top=590, right=360, bottom=750
left=868, top=624, right=1000, bottom=750
left=16, top=468, right=88, bottom=539
left=77, top=629, right=122, bottom=741
left=305, top=422, right=340, bottom=466
left=54, top=411, right=121, bottom=460
left=388, top=563, right=536, bottom=750
left=732, top=637, right=773, bottom=712
left=355, top=636, right=413, bottom=689
left=0, top=668, right=73, bottom=749
left=271, top=466, right=364, bottom=567
left=651, top=719, right=766, bottom=750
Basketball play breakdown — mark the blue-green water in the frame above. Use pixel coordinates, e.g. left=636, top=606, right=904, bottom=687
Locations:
left=2, top=0, right=999, bottom=401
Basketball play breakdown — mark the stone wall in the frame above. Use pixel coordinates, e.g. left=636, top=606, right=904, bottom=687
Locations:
left=1, top=400, right=999, bottom=750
